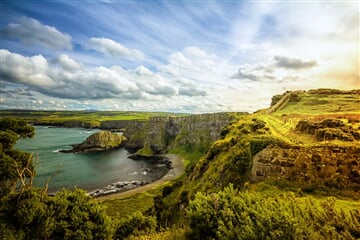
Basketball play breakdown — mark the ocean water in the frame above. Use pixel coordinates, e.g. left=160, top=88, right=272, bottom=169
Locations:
left=15, top=126, right=159, bottom=192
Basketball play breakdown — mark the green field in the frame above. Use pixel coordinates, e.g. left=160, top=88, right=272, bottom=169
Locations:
left=0, top=110, right=188, bottom=125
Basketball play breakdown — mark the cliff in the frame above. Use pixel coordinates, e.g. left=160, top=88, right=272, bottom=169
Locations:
left=118, top=113, right=233, bottom=154
left=61, top=131, right=126, bottom=153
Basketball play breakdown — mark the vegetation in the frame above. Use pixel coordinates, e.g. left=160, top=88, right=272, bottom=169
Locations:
left=1, top=89, right=360, bottom=239
left=0, top=118, right=35, bottom=195
left=0, top=118, right=114, bottom=239
left=0, top=110, right=187, bottom=127
left=0, top=188, right=113, bottom=240
left=187, top=184, right=360, bottom=239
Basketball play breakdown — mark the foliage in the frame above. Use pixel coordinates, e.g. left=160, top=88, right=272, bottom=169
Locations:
left=127, top=227, right=187, bottom=240
left=187, top=184, right=360, bottom=240
left=114, top=211, right=157, bottom=239
left=0, top=118, right=35, bottom=196
left=0, top=118, right=35, bottom=139
left=0, top=188, right=113, bottom=240
left=0, top=118, right=115, bottom=239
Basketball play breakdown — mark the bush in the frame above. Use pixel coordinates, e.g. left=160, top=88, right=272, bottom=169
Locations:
left=187, top=185, right=360, bottom=240
left=0, top=189, right=113, bottom=240
left=114, top=211, right=157, bottom=239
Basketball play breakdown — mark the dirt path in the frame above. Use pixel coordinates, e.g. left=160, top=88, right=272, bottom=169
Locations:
left=96, top=154, right=184, bottom=201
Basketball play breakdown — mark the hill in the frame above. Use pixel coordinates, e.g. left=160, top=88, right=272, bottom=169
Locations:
left=106, top=89, right=360, bottom=239
left=2, top=89, right=359, bottom=239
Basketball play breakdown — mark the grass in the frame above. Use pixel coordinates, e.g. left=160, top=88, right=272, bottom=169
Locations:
left=247, top=181, right=360, bottom=212
left=168, top=145, right=206, bottom=168
left=0, top=110, right=188, bottom=124
left=101, top=187, right=162, bottom=219
left=275, top=92, right=360, bottom=116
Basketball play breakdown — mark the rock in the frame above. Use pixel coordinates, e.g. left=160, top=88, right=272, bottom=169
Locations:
left=60, top=131, right=126, bottom=153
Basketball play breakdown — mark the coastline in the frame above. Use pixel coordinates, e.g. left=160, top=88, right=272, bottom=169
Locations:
left=96, top=154, right=184, bottom=201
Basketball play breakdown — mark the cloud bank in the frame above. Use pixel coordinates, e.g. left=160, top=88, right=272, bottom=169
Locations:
left=0, top=49, right=206, bottom=101
left=2, top=17, right=72, bottom=50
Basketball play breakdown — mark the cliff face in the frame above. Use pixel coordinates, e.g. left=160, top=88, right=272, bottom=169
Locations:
left=62, top=131, right=126, bottom=153
left=100, top=113, right=233, bottom=154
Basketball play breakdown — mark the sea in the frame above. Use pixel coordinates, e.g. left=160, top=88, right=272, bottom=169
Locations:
left=15, top=126, right=163, bottom=193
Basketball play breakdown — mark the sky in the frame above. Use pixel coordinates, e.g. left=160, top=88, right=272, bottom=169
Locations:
left=0, top=0, right=359, bottom=113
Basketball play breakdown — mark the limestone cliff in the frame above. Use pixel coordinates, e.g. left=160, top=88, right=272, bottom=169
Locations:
left=61, top=131, right=126, bottom=153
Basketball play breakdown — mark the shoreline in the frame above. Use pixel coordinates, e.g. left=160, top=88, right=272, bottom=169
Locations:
left=96, top=154, right=184, bottom=201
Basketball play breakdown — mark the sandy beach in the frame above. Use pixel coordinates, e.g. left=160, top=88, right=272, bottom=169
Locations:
left=96, top=154, right=184, bottom=201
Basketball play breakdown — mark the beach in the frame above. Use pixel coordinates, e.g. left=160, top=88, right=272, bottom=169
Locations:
left=96, top=154, right=184, bottom=201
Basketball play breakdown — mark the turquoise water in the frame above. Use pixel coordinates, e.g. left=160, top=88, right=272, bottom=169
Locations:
left=15, top=126, right=156, bottom=192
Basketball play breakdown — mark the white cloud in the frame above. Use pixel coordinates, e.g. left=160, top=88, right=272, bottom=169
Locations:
left=231, top=54, right=318, bottom=83
left=0, top=49, right=197, bottom=101
left=0, top=49, right=56, bottom=88
left=2, top=17, right=72, bottom=50
left=87, top=37, right=144, bottom=60
left=57, top=55, right=82, bottom=72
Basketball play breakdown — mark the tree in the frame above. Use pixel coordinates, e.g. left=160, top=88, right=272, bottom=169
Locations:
left=0, top=119, right=114, bottom=239
left=0, top=188, right=113, bottom=240
left=0, top=118, right=35, bottom=196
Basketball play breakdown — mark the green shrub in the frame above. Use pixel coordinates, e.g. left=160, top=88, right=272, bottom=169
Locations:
left=114, top=211, right=157, bottom=239
left=0, top=189, right=113, bottom=240
left=187, top=184, right=360, bottom=240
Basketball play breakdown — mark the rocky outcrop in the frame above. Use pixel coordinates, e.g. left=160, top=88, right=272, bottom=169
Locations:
left=60, top=131, right=126, bottom=153
left=252, top=144, right=360, bottom=190
left=296, top=119, right=360, bottom=141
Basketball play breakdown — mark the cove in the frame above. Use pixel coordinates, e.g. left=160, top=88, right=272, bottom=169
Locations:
left=15, top=126, right=168, bottom=193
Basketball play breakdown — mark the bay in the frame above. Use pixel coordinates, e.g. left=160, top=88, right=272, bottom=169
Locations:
left=15, top=126, right=160, bottom=193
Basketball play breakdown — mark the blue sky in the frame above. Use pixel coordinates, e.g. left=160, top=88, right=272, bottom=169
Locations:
left=0, top=0, right=358, bottom=112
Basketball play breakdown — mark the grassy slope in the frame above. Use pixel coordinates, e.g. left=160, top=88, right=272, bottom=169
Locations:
left=125, top=89, right=360, bottom=239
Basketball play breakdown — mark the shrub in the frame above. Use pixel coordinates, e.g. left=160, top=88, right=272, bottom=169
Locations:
left=114, top=211, right=157, bottom=239
left=187, top=185, right=360, bottom=240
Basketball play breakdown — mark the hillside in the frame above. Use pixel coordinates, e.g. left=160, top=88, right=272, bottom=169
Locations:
left=2, top=89, right=360, bottom=239
left=167, top=89, right=360, bottom=196
left=106, top=89, right=360, bottom=239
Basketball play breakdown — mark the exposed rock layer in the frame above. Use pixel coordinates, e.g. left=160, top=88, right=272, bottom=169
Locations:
left=252, top=144, right=360, bottom=189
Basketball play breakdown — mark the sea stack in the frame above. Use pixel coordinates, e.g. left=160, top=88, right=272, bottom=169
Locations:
left=61, top=131, right=127, bottom=153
